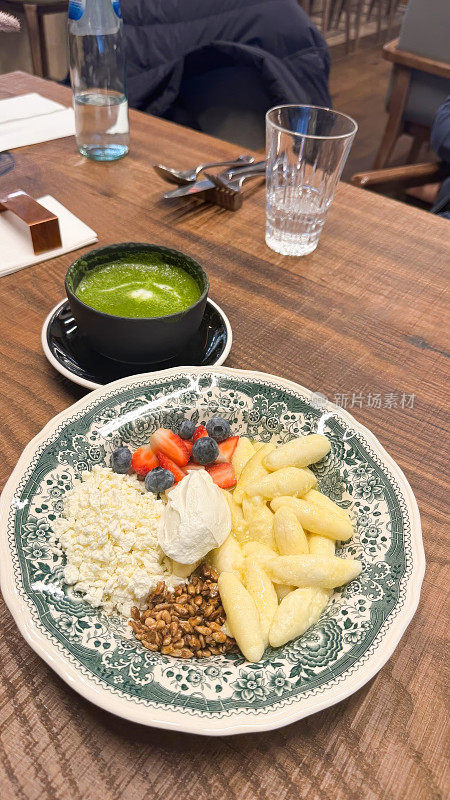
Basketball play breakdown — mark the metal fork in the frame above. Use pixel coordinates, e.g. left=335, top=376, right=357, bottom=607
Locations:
left=204, top=161, right=266, bottom=210
left=153, top=154, right=254, bottom=186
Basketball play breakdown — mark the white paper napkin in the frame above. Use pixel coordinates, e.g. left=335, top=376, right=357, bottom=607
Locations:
left=0, top=195, right=97, bottom=277
left=0, top=93, right=75, bottom=152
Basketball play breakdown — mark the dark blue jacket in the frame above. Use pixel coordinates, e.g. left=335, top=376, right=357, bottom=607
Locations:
left=121, top=0, right=331, bottom=119
left=430, top=96, right=450, bottom=217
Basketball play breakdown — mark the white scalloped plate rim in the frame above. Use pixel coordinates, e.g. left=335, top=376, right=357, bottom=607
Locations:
left=0, top=366, right=425, bottom=736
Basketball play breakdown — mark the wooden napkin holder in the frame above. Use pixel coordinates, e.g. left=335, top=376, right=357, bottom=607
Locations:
left=0, top=190, right=62, bottom=254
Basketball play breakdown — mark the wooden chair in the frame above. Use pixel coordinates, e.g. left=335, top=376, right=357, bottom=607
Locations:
left=1, top=0, right=68, bottom=78
left=350, top=159, right=450, bottom=214
left=366, top=0, right=394, bottom=43
left=331, top=0, right=352, bottom=53
left=331, top=0, right=379, bottom=54
left=351, top=161, right=447, bottom=194
left=373, top=0, right=450, bottom=169
left=297, top=0, right=334, bottom=33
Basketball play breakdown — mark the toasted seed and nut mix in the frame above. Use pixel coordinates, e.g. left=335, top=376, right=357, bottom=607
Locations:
left=129, top=564, right=236, bottom=659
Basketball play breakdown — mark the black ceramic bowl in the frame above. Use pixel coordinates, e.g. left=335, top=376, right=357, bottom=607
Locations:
left=65, top=243, right=209, bottom=364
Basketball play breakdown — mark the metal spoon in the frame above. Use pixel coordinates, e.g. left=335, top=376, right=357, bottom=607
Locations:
left=153, top=154, right=254, bottom=186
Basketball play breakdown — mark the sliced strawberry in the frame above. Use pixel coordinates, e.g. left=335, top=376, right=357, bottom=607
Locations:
left=156, top=452, right=186, bottom=483
left=192, top=424, right=208, bottom=442
left=185, top=462, right=205, bottom=471
left=131, top=445, right=158, bottom=477
left=150, top=428, right=189, bottom=467
left=216, top=435, right=239, bottom=463
left=206, top=462, right=237, bottom=489
left=184, top=440, right=193, bottom=459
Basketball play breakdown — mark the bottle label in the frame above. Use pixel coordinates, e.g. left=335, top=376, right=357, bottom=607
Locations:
left=112, top=0, right=122, bottom=18
left=68, top=0, right=85, bottom=20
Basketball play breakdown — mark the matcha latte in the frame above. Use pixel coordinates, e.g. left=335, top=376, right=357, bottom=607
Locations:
left=75, top=259, right=201, bottom=318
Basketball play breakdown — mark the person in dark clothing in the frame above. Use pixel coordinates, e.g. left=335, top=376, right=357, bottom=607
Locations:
left=121, top=0, right=331, bottom=148
left=430, top=96, right=450, bottom=219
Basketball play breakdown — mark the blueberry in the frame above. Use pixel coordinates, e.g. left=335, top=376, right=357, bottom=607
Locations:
left=111, top=447, right=131, bottom=474
left=206, top=417, right=231, bottom=442
left=192, top=436, right=219, bottom=465
left=179, top=418, right=195, bottom=440
left=144, top=467, right=174, bottom=494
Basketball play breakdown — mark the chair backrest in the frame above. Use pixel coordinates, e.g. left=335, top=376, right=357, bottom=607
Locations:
left=389, top=0, right=450, bottom=129
left=398, top=0, right=450, bottom=64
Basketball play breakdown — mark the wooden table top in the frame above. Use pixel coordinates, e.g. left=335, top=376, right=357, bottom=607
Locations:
left=0, top=71, right=448, bottom=800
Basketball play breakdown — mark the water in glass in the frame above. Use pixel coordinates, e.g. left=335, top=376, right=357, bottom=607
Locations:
left=266, top=184, right=329, bottom=256
left=74, top=90, right=129, bottom=161
left=265, top=106, right=357, bottom=256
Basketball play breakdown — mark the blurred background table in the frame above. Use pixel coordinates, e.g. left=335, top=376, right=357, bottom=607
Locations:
left=0, top=72, right=448, bottom=800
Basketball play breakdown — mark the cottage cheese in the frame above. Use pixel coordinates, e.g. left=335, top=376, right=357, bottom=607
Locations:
left=54, top=465, right=182, bottom=616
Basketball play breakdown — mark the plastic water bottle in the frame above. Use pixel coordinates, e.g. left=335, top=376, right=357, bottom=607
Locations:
left=68, top=0, right=129, bottom=161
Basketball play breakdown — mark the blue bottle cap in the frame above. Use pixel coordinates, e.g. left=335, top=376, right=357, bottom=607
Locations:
left=68, top=0, right=85, bottom=21
left=112, top=0, right=122, bottom=18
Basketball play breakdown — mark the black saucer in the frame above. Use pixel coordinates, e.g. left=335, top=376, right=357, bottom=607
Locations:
left=42, top=298, right=232, bottom=390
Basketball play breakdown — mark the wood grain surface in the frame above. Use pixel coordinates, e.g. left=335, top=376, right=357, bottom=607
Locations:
left=0, top=72, right=448, bottom=800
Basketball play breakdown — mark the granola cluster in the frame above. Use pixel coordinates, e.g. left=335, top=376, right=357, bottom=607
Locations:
left=129, top=564, right=236, bottom=658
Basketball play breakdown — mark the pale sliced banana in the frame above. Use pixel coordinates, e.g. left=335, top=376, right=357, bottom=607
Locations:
left=274, top=506, right=309, bottom=555
left=270, top=496, right=354, bottom=541
left=233, top=443, right=275, bottom=504
left=232, top=437, right=255, bottom=479
left=244, top=467, right=316, bottom=500
left=243, top=561, right=278, bottom=646
left=275, top=584, right=294, bottom=602
left=218, top=572, right=265, bottom=662
left=304, top=488, right=351, bottom=522
left=242, top=540, right=278, bottom=568
left=242, top=496, right=275, bottom=549
left=210, top=535, right=244, bottom=576
left=307, top=533, right=335, bottom=557
left=264, top=434, right=331, bottom=471
left=267, top=554, right=361, bottom=589
left=269, top=587, right=330, bottom=647
left=223, top=490, right=249, bottom=543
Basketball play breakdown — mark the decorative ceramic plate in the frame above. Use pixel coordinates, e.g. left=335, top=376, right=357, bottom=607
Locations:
left=0, top=367, right=424, bottom=735
left=41, top=298, right=232, bottom=390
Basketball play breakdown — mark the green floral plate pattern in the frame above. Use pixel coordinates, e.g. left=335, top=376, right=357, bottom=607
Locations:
left=0, top=367, right=424, bottom=735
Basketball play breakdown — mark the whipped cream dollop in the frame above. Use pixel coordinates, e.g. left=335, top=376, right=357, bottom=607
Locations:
left=158, top=470, right=231, bottom=564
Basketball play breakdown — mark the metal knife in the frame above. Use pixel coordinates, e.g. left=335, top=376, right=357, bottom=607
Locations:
left=162, top=161, right=266, bottom=199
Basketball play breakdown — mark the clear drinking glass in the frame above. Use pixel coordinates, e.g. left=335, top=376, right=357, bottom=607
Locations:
left=266, top=105, right=357, bottom=256
left=68, top=0, right=129, bottom=161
